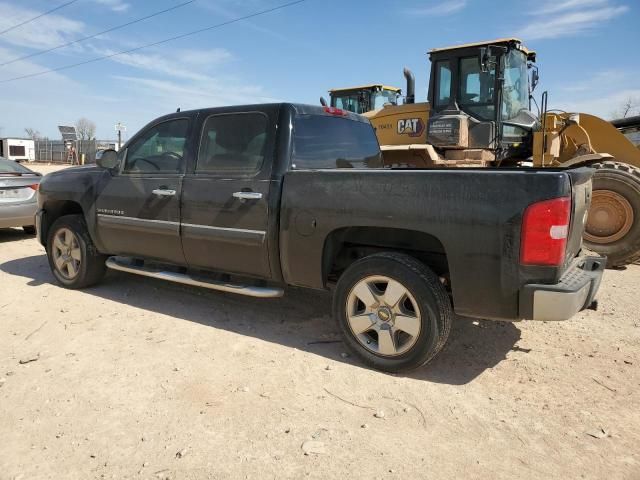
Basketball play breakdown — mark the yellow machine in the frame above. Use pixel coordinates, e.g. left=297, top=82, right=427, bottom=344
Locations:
left=326, top=38, right=640, bottom=266
left=322, top=84, right=402, bottom=114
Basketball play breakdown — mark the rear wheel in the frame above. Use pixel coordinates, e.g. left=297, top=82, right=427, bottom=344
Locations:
left=333, top=252, right=452, bottom=372
left=46, top=214, right=107, bottom=288
left=584, top=162, right=640, bottom=267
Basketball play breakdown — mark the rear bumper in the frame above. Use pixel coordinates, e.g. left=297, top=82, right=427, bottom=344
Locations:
left=0, top=201, right=37, bottom=228
left=519, top=255, right=606, bottom=321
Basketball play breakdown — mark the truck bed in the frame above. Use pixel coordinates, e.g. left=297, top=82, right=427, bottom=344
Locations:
left=280, top=167, right=593, bottom=321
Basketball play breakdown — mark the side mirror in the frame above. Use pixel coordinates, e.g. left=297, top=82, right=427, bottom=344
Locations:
left=96, top=149, right=119, bottom=169
left=480, top=47, right=490, bottom=73
left=530, top=65, right=540, bottom=92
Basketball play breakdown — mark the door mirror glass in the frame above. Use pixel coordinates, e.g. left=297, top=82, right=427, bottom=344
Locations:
left=530, top=65, right=539, bottom=92
left=96, top=149, right=119, bottom=169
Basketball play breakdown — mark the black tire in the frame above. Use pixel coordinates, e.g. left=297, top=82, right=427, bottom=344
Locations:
left=333, top=252, right=452, bottom=373
left=584, top=162, right=640, bottom=267
left=22, top=225, right=36, bottom=235
left=46, top=214, right=107, bottom=289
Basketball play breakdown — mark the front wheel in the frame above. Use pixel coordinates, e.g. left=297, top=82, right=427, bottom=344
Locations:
left=584, top=162, right=640, bottom=267
left=46, top=214, right=107, bottom=289
left=333, top=252, right=452, bottom=373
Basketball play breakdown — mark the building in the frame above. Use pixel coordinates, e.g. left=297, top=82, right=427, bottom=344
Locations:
left=0, top=138, right=36, bottom=162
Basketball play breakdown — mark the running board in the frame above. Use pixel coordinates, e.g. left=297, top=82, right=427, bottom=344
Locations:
left=105, top=257, right=284, bottom=298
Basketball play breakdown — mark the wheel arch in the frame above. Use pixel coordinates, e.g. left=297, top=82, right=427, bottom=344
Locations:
left=560, top=153, right=613, bottom=168
left=40, top=200, right=85, bottom=247
left=321, top=226, right=450, bottom=287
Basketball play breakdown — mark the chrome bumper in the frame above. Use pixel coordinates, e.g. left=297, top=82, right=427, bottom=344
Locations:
left=519, top=255, right=606, bottom=321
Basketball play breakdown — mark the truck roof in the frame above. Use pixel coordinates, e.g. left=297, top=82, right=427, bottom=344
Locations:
left=134, top=103, right=374, bottom=133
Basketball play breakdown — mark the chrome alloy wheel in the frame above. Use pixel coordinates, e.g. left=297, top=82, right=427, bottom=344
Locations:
left=51, top=227, right=82, bottom=280
left=346, top=275, right=421, bottom=357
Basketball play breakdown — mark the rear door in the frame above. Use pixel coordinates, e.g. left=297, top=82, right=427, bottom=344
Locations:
left=94, top=117, right=192, bottom=264
left=180, top=108, right=278, bottom=278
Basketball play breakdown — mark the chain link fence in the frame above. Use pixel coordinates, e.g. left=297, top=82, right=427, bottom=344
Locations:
left=33, top=139, right=117, bottom=164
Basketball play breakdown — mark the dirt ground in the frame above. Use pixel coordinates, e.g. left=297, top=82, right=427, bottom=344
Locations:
left=1, top=164, right=639, bottom=480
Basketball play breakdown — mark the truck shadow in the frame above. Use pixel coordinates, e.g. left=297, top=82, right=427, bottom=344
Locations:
left=1, top=254, right=522, bottom=385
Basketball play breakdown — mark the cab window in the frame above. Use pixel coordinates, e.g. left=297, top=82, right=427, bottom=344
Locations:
left=458, top=56, right=495, bottom=120
left=435, top=61, right=452, bottom=108
left=197, top=112, right=268, bottom=175
left=123, top=119, right=188, bottom=174
left=292, top=115, right=382, bottom=169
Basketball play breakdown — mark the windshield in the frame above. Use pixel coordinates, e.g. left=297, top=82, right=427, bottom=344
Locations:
left=331, top=93, right=369, bottom=114
left=371, top=89, right=399, bottom=110
left=501, top=49, right=529, bottom=121
left=331, top=88, right=399, bottom=114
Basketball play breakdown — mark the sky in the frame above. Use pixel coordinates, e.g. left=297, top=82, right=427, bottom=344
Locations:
left=0, top=0, right=638, bottom=140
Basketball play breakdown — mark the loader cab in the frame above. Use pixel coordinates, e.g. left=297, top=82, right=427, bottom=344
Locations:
left=426, top=38, right=538, bottom=161
left=329, top=85, right=401, bottom=114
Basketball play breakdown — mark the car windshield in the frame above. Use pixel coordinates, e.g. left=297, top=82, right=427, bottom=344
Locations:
left=0, top=157, right=36, bottom=174
left=502, top=49, right=529, bottom=121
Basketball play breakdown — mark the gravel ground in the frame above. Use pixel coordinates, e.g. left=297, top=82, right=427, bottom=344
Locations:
left=0, top=164, right=638, bottom=479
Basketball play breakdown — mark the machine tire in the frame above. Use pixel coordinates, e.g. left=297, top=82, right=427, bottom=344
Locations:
left=333, top=252, right=452, bottom=372
left=584, top=162, right=640, bottom=267
left=46, top=214, right=108, bottom=288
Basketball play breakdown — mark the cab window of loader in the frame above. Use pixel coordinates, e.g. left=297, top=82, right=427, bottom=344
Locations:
left=332, top=94, right=368, bottom=114
left=459, top=56, right=495, bottom=120
left=435, top=61, right=451, bottom=108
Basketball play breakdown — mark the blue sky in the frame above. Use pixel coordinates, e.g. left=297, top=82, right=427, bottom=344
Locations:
left=0, top=0, right=638, bottom=140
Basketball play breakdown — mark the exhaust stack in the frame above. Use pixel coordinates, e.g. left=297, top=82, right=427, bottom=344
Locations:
left=403, top=67, right=415, bottom=104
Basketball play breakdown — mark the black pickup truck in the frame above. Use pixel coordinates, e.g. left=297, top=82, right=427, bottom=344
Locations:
left=37, top=103, right=605, bottom=372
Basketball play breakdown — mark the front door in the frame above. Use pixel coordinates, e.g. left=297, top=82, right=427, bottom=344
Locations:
left=95, top=117, right=191, bottom=265
left=181, top=110, right=275, bottom=278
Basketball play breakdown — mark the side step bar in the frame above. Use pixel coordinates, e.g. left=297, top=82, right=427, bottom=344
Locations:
left=105, top=257, right=284, bottom=298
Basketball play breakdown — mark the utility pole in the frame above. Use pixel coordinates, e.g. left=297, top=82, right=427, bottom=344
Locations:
left=115, top=122, right=126, bottom=149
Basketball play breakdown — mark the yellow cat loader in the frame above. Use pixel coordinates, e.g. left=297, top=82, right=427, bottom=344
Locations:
left=326, top=38, right=640, bottom=267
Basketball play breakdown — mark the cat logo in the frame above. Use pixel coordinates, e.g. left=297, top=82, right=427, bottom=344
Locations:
left=397, top=118, right=425, bottom=137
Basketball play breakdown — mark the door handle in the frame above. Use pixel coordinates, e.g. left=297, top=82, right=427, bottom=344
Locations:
left=233, top=191, right=263, bottom=200
left=152, top=189, right=176, bottom=197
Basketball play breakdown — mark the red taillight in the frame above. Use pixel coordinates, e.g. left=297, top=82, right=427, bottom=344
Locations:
left=28, top=184, right=39, bottom=191
left=323, top=106, right=347, bottom=116
left=520, top=197, right=571, bottom=266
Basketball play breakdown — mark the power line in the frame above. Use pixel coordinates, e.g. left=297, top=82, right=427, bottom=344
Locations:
left=0, top=0, right=307, bottom=84
left=1, top=0, right=196, bottom=67
left=0, top=0, right=79, bottom=36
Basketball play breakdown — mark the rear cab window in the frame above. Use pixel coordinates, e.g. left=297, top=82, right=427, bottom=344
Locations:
left=292, top=113, right=382, bottom=169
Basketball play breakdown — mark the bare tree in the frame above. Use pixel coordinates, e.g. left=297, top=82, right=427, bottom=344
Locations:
left=75, top=117, right=96, bottom=140
left=24, top=127, right=40, bottom=140
left=611, top=97, right=640, bottom=119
